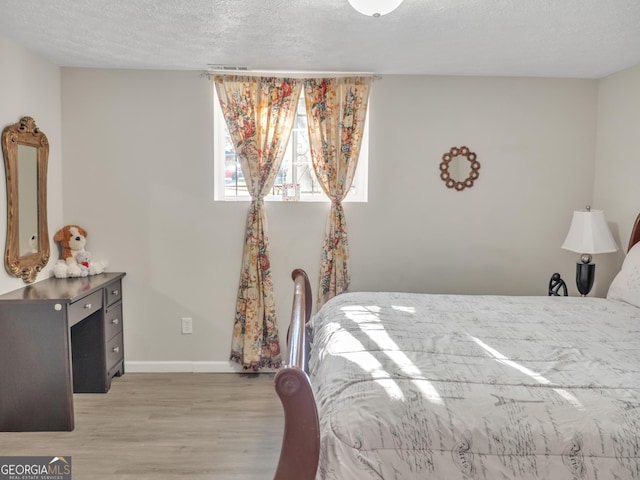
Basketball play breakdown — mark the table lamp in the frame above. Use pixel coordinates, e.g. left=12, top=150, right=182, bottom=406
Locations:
left=561, top=205, right=618, bottom=296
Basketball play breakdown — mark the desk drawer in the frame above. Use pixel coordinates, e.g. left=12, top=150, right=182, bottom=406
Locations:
left=104, top=303, right=123, bottom=341
left=106, top=280, right=122, bottom=307
left=106, top=333, right=124, bottom=370
left=68, top=290, right=103, bottom=327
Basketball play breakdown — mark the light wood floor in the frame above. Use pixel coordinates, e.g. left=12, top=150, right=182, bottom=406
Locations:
left=0, top=373, right=284, bottom=480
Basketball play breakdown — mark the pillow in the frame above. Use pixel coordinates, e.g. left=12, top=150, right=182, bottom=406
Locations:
left=607, top=241, right=640, bottom=308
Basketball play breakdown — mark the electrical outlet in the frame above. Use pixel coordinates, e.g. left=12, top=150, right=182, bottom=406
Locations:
left=181, top=317, right=193, bottom=335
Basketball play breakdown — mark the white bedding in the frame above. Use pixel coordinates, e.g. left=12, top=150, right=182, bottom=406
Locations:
left=309, top=292, right=640, bottom=479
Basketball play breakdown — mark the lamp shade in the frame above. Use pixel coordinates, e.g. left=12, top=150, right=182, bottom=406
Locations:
left=347, top=0, right=404, bottom=16
left=561, top=208, right=618, bottom=254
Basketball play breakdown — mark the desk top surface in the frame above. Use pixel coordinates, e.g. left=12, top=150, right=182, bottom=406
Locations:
left=0, top=272, right=126, bottom=303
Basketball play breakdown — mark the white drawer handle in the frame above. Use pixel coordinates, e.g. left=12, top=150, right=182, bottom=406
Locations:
left=111, top=318, right=119, bottom=325
left=112, top=346, right=120, bottom=353
left=84, top=303, right=92, bottom=309
left=111, top=289, right=119, bottom=295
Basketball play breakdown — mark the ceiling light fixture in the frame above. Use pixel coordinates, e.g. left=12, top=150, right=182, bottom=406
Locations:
left=347, top=0, right=404, bottom=17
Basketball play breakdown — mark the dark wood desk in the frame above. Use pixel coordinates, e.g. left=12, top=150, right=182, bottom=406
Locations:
left=0, top=272, right=125, bottom=431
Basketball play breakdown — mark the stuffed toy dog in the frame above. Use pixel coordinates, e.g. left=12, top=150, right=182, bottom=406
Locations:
left=53, top=225, right=107, bottom=278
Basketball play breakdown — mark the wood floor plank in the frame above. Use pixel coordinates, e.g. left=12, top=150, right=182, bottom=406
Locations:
left=0, top=373, right=284, bottom=480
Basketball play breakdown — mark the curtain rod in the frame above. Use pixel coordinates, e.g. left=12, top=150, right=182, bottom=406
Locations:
left=201, top=71, right=381, bottom=81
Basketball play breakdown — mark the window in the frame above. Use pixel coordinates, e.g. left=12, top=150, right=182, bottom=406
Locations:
left=213, top=89, right=368, bottom=202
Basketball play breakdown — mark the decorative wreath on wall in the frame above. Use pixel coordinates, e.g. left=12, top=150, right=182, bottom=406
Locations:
left=439, top=146, right=480, bottom=191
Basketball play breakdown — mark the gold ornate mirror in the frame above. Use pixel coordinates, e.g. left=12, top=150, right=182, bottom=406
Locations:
left=439, top=146, right=480, bottom=191
left=2, top=117, right=50, bottom=283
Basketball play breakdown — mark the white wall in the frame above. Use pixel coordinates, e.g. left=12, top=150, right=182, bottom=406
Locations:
left=60, top=69, right=598, bottom=369
left=593, top=64, right=640, bottom=295
left=354, top=76, right=598, bottom=296
left=0, top=35, right=63, bottom=293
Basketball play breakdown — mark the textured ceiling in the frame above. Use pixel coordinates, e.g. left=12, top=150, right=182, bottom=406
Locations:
left=1, top=0, right=640, bottom=78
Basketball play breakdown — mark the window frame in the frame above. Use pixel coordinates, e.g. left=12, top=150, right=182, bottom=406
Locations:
left=213, top=88, right=368, bottom=203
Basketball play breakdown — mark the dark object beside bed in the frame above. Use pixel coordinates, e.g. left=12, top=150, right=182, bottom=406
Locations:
left=548, top=272, right=568, bottom=296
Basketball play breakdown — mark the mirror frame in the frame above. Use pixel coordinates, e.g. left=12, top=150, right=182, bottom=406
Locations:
left=439, top=145, right=481, bottom=191
left=2, top=116, right=50, bottom=283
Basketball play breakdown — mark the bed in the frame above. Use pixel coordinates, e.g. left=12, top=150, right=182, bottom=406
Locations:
left=274, top=214, right=640, bottom=480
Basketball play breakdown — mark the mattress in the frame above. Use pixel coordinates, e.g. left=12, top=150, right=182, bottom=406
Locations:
left=308, top=292, right=640, bottom=479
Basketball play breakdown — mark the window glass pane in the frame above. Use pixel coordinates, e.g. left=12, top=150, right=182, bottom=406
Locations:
left=223, top=134, right=249, bottom=197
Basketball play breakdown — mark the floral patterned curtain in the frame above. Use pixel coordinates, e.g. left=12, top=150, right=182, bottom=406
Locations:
left=214, top=75, right=302, bottom=371
left=303, top=77, right=371, bottom=308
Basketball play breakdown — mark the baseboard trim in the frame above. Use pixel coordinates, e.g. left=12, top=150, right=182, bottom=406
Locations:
left=125, top=361, right=242, bottom=373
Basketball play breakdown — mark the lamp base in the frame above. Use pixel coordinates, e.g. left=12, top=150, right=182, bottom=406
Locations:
left=576, top=262, right=595, bottom=296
